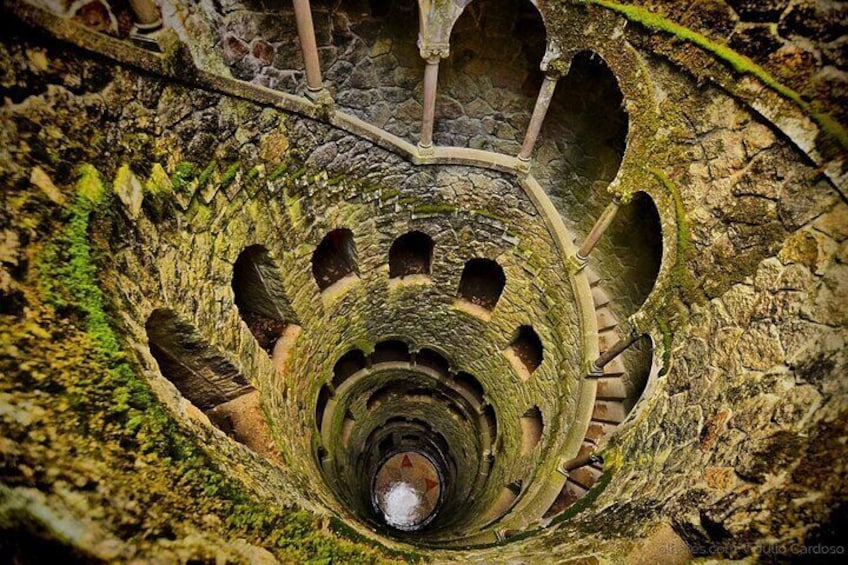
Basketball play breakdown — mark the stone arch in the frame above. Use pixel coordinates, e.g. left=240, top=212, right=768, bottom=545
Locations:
left=457, top=258, right=506, bottom=312
left=316, top=384, right=333, bottom=432
left=540, top=49, right=629, bottom=201
left=232, top=245, right=299, bottom=355
left=415, top=347, right=450, bottom=376
left=145, top=309, right=253, bottom=412
left=389, top=230, right=434, bottom=278
left=312, top=228, right=358, bottom=291
left=607, top=191, right=663, bottom=313
left=418, top=0, right=550, bottom=63
left=333, top=349, right=368, bottom=390
left=428, top=0, right=548, bottom=150
left=504, top=325, right=544, bottom=381
left=454, top=371, right=485, bottom=405
left=146, top=309, right=277, bottom=456
left=519, top=406, right=543, bottom=455
left=371, top=339, right=412, bottom=364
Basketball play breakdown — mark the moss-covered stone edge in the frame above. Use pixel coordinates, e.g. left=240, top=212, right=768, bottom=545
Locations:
left=579, top=0, right=848, bottom=153
left=25, top=163, right=423, bottom=563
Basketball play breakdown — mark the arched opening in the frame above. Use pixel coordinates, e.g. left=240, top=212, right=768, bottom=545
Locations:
left=505, top=325, right=543, bottom=381
left=544, top=49, right=628, bottom=184
left=389, top=231, right=434, bottom=279
left=415, top=348, right=450, bottom=376
left=146, top=310, right=279, bottom=458
left=333, top=349, right=368, bottom=390
left=454, top=371, right=485, bottom=405
left=312, top=228, right=358, bottom=291
left=483, top=481, right=522, bottom=523
left=232, top=245, right=299, bottom=355
left=316, top=445, right=328, bottom=471
left=371, top=340, right=411, bottom=364
left=342, top=411, right=356, bottom=448
left=146, top=309, right=253, bottom=411
left=606, top=191, right=663, bottom=310
left=322, top=0, right=420, bottom=136
left=457, top=258, right=505, bottom=312
left=482, top=404, right=498, bottom=441
left=439, top=0, right=547, bottom=151
left=537, top=50, right=629, bottom=237
left=519, top=406, right=543, bottom=455
left=316, top=384, right=332, bottom=431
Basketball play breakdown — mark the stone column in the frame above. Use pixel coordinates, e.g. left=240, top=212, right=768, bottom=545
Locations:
left=575, top=197, right=623, bottom=264
left=292, top=0, right=324, bottom=93
left=589, top=332, right=639, bottom=377
left=419, top=54, right=442, bottom=150
left=518, top=73, right=559, bottom=161
left=128, top=0, right=162, bottom=30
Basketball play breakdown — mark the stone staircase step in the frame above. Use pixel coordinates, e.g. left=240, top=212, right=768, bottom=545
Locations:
left=576, top=441, right=595, bottom=459
left=596, top=377, right=627, bottom=399
left=568, top=465, right=603, bottom=489
left=597, top=328, right=620, bottom=354
left=585, top=421, right=617, bottom=444
left=564, top=480, right=588, bottom=500
left=595, top=307, right=618, bottom=332
left=592, top=286, right=610, bottom=309
left=592, top=400, right=627, bottom=424
left=603, top=357, right=627, bottom=378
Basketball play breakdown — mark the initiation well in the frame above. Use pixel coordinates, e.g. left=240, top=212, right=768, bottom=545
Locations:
left=1, top=0, right=846, bottom=562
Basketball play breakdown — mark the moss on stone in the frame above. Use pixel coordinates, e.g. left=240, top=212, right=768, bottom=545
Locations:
left=146, top=163, right=173, bottom=195
left=197, top=161, right=218, bottom=190
left=582, top=0, right=848, bottom=151
left=269, top=163, right=289, bottom=182
left=220, top=161, right=242, bottom=190
left=473, top=209, right=509, bottom=223
left=379, top=188, right=401, bottom=201
left=171, top=162, right=197, bottom=192
left=75, top=164, right=105, bottom=205
left=21, top=163, right=405, bottom=563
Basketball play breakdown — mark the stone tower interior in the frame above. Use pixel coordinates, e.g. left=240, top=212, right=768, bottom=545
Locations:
left=0, top=0, right=846, bottom=563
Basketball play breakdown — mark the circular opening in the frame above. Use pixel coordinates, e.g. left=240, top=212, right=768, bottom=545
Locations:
left=371, top=451, right=443, bottom=531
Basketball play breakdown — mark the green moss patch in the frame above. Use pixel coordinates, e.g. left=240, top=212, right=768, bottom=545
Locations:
left=582, top=0, right=848, bottom=152
left=7, top=164, right=410, bottom=563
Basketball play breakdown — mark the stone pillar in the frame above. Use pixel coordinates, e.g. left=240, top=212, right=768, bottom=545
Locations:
left=589, top=332, right=639, bottom=376
left=128, top=0, right=162, bottom=30
left=518, top=73, right=559, bottom=162
left=419, top=55, right=442, bottom=150
left=292, top=0, right=324, bottom=93
left=575, top=197, right=623, bottom=264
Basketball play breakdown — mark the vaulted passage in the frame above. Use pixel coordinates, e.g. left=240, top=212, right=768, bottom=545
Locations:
left=233, top=245, right=299, bottom=354
left=457, top=258, right=506, bottom=312
left=389, top=231, right=434, bottom=279
left=312, top=228, right=358, bottom=291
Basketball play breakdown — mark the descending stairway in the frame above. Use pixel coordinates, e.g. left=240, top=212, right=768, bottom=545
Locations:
left=545, top=264, right=632, bottom=516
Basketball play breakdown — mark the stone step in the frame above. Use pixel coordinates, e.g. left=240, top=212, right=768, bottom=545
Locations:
left=568, top=465, right=603, bottom=490
left=592, top=286, right=610, bottom=309
left=561, top=480, right=588, bottom=508
left=596, top=377, right=627, bottom=399
left=603, top=357, right=627, bottom=378
left=587, top=269, right=601, bottom=288
left=585, top=421, right=617, bottom=444
left=592, top=400, right=627, bottom=424
left=598, top=328, right=621, bottom=354
left=595, top=307, right=618, bottom=332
